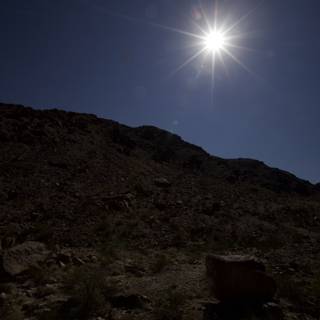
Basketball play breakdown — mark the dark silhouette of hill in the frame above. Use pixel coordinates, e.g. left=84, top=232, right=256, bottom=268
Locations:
left=0, top=103, right=319, bottom=320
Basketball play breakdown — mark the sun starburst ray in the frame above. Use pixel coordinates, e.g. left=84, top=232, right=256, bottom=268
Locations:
left=149, top=22, right=204, bottom=40
left=224, top=0, right=264, bottom=34
left=225, top=43, right=258, bottom=52
left=217, top=51, right=230, bottom=78
left=197, top=0, right=212, bottom=32
left=92, top=0, right=259, bottom=97
left=192, top=20, right=209, bottom=36
left=170, top=47, right=208, bottom=77
left=221, top=47, right=256, bottom=77
left=87, top=3, right=205, bottom=41
left=210, top=52, right=217, bottom=102
left=195, top=49, right=211, bottom=78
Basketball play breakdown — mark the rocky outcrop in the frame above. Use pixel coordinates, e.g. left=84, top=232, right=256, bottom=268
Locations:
left=0, top=241, right=49, bottom=277
left=206, top=254, right=276, bottom=303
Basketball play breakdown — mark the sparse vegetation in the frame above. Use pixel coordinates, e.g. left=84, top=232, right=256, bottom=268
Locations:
left=150, top=253, right=170, bottom=274
left=183, top=154, right=204, bottom=172
left=152, top=145, right=176, bottom=163
left=133, top=180, right=152, bottom=197
left=111, top=125, right=136, bottom=155
left=61, top=265, right=118, bottom=319
left=276, top=275, right=307, bottom=305
left=99, top=237, right=129, bottom=266
left=0, top=299, right=24, bottom=320
left=186, top=242, right=206, bottom=262
left=153, top=286, right=186, bottom=320
left=1, top=104, right=320, bottom=320
left=97, top=216, right=130, bottom=266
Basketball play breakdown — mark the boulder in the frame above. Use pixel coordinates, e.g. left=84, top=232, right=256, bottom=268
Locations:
left=203, top=301, right=283, bottom=320
left=206, top=254, right=276, bottom=303
left=0, top=241, right=49, bottom=277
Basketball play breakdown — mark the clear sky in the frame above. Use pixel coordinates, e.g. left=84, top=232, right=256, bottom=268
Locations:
left=1, top=0, right=320, bottom=183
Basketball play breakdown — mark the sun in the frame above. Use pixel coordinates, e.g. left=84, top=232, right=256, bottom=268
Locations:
left=102, top=0, right=260, bottom=87
left=130, top=1, right=259, bottom=85
left=203, top=30, right=227, bottom=53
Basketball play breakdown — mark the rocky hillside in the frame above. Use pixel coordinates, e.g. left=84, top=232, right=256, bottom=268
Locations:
left=0, top=103, right=319, bottom=320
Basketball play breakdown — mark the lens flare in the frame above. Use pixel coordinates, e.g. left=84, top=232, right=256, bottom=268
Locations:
left=204, top=30, right=226, bottom=53
left=96, top=0, right=261, bottom=96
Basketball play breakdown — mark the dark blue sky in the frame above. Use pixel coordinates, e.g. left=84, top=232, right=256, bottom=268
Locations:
left=1, top=0, right=320, bottom=183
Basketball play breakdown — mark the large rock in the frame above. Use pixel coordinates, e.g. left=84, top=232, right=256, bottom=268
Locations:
left=203, top=301, right=283, bottom=320
left=0, top=241, right=49, bottom=277
left=206, top=254, right=276, bottom=303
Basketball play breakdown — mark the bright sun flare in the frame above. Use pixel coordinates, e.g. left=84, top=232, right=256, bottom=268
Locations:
left=204, top=30, right=226, bottom=53
left=108, top=0, right=259, bottom=91
left=133, top=1, right=259, bottom=91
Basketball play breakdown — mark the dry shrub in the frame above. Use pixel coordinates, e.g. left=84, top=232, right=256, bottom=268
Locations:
left=276, top=274, right=309, bottom=311
left=153, top=286, right=186, bottom=320
left=61, top=265, right=119, bottom=319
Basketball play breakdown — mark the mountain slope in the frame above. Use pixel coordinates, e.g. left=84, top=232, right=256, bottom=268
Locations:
left=0, top=103, right=319, bottom=319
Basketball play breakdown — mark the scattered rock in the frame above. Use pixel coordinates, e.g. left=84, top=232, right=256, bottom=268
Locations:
left=30, top=211, right=41, bottom=220
left=0, top=292, right=7, bottom=301
left=0, top=241, right=49, bottom=277
left=154, top=178, right=171, bottom=188
left=0, top=282, right=15, bottom=294
left=89, top=254, right=98, bottom=263
left=72, top=256, right=85, bottom=266
left=260, top=302, right=284, bottom=320
left=1, top=236, right=16, bottom=250
left=57, top=252, right=72, bottom=264
left=109, top=294, right=150, bottom=310
left=0, top=104, right=319, bottom=320
left=124, top=264, right=146, bottom=277
left=35, top=284, right=57, bottom=298
left=206, top=254, right=276, bottom=303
